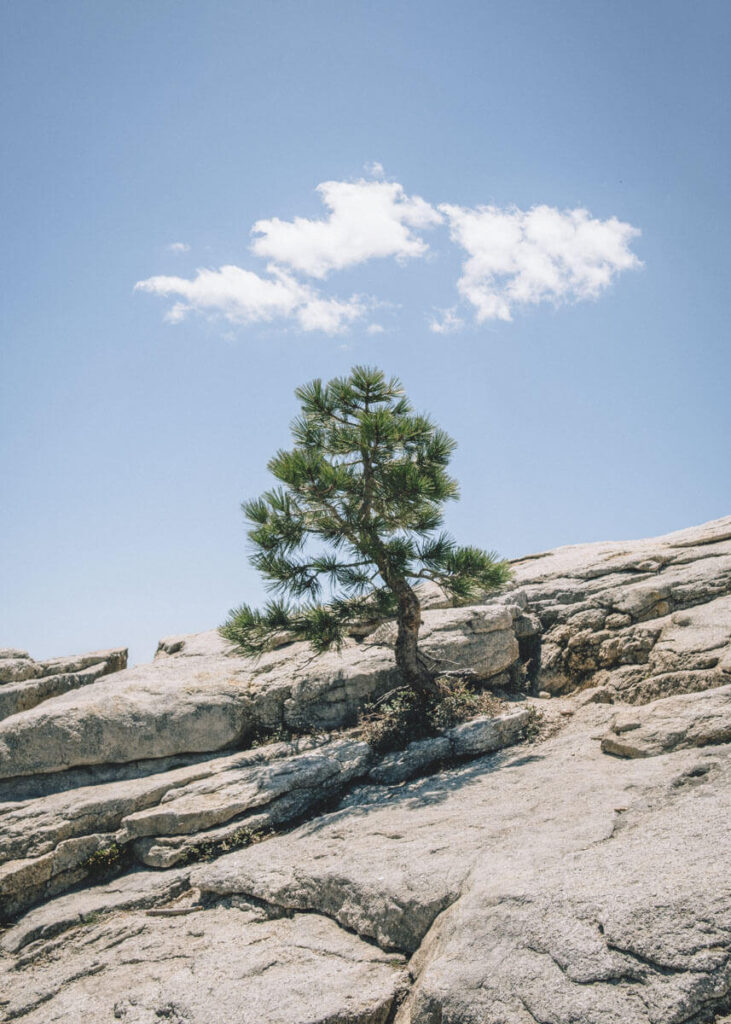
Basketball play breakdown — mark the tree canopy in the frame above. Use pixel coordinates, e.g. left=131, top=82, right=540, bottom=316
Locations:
left=220, top=366, right=511, bottom=697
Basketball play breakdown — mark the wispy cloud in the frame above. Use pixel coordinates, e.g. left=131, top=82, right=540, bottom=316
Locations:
left=364, top=160, right=386, bottom=179
left=429, top=307, right=465, bottom=334
left=440, top=203, right=641, bottom=322
left=137, top=170, right=642, bottom=336
left=250, top=179, right=443, bottom=278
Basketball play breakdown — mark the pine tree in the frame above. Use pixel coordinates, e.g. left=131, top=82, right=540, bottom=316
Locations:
left=220, top=366, right=512, bottom=700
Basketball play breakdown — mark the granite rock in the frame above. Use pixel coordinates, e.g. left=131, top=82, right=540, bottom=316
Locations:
left=601, top=683, right=731, bottom=757
left=0, top=606, right=524, bottom=781
left=2, top=517, right=730, bottom=1023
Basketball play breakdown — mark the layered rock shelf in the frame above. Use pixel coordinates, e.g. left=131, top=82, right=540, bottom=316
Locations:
left=0, top=516, right=730, bottom=1023
left=0, top=647, right=127, bottom=723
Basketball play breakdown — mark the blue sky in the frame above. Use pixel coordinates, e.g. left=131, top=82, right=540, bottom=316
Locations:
left=2, top=0, right=729, bottom=666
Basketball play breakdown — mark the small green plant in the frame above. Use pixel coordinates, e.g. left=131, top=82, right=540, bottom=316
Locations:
left=82, top=842, right=123, bottom=878
left=360, top=677, right=504, bottom=754
left=429, top=676, right=504, bottom=730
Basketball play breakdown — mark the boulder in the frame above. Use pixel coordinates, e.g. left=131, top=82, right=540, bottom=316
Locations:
left=446, top=708, right=530, bottom=757
left=0, top=661, right=253, bottom=780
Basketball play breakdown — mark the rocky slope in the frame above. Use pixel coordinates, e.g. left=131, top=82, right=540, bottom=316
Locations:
left=0, top=516, right=730, bottom=1023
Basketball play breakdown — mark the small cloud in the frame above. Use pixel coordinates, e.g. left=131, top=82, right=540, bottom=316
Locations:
left=429, top=308, right=465, bottom=334
left=366, top=323, right=385, bottom=334
left=440, top=203, right=642, bottom=321
left=364, top=161, right=386, bottom=179
left=166, top=242, right=191, bottom=254
left=163, top=302, right=188, bottom=324
left=251, top=178, right=443, bottom=279
left=135, top=265, right=364, bottom=335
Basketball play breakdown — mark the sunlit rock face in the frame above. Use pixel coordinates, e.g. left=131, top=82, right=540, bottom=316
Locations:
left=0, top=516, right=729, bottom=1024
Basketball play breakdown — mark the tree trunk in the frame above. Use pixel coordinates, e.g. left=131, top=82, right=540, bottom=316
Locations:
left=393, top=582, right=440, bottom=700
left=369, top=529, right=439, bottom=701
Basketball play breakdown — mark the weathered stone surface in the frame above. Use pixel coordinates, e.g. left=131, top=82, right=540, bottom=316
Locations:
left=0, top=647, right=127, bottom=727
left=0, top=711, right=529, bottom=902
left=0, top=736, right=328, bottom=909
left=601, top=683, right=731, bottom=757
left=119, top=739, right=372, bottom=841
left=0, top=651, right=254, bottom=780
left=131, top=711, right=529, bottom=869
left=195, top=802, right=466, bottom=955
left=511, top=515, right=731, bottom=700
left=0, top=662, right=110, bottom=722
left=0, top=650, right=31, bottom=661
left=1, top=867, right=191, bottom=954
left=446, top=708, right=530, bottom=757
left=202, top=706, right=730, bottom=1023
left=368, top=736, right=452, bottom=785
left=398, top=760, right=731, bottom=1024
left=37, top=648, right=128, bottom=677
left=0, top=606, right=524, bottom=781
left=0, top=654, right=36, bottom=685
left=0, top=831, right=119, bottom=920
left=361, top=709, right=533, bottom=791
left=6, top=692, right=730, bottom=1022
left=0, top=647, right=127, bottom=688
left=2, top=517, right=731, bottom=1024
left=0, top=904, right=406, bottom=1024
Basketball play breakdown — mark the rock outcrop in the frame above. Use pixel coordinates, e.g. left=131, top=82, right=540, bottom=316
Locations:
left=0, top=604, right=525, bottom=782
left=0, top=647, right=127, bottom=722
left=512, top=515, right=731, bottom=703
left=0, top=516, right=729, bottom=1024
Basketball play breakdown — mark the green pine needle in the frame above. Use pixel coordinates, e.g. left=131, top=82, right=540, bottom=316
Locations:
left=220, top=366, right=512, bottom=659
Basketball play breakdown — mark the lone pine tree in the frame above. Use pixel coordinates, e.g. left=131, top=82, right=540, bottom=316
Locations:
left=220, top=366, right=511, bottom=700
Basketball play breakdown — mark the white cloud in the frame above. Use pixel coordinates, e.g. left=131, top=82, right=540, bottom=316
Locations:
left=429, top=307, right=465, bottom=334
left=295, top=295, right=365, bottom=333
left=440, top=203, right=641, bottom=321
left=138, top=174, right=643, bottom=338
left=251, top=179, right=443, bottom=278
left=364, top=161, right=385, bottom=179
left=134, top=265, right=364, bottom=335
